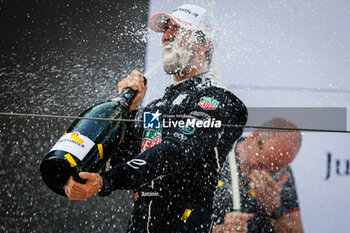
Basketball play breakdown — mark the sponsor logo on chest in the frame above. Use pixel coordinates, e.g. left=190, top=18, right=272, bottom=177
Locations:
left=141, top=128, right=162, bottom=152
left=198, top=96, right=220, bottom=110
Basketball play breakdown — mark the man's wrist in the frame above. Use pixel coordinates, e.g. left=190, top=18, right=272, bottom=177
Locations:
left=98, top=174, right=103, bottom=192
left=98, top=173, right=113, bottom=197
left=264, top=202, right=280, bottom=215
left=267, top=205, right=286, bottom=219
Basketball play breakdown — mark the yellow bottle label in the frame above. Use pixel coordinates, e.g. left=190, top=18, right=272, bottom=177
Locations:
left=97, top=144, right=104, bottom=159
left=70, top=134, right=84, bottom=144
left=64, top=153, right=77, bottom=167
left=180, top=209, right=192, bottom=222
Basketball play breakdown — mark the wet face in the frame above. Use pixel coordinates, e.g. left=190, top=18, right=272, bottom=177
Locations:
left=161, top=21, right=197, bottom=75
left=238, top=131, right=298, bottom=176
left=237, top=132, right=263, bottom=176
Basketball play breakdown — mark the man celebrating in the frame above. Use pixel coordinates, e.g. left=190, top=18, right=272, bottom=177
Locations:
left=212, top=118, right=304, bottom=233
left=65, top=4, right=247, bottom=233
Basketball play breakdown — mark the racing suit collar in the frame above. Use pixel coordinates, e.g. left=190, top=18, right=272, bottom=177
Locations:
left=165, top=72, right=210, bottom=95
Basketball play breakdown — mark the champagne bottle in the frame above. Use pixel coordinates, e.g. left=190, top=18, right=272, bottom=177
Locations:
left=40, top=78, right=146, bottom=196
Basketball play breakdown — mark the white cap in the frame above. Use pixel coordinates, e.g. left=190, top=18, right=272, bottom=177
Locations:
left=149, top=4, right=213, bottom=35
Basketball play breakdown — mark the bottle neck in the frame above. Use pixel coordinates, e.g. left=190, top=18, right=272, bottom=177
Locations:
left=113, top=88, right=138, bottom=109
left=112, top=76, right=147, bottom=109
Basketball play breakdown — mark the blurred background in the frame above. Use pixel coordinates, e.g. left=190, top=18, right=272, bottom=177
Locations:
left=1, top=0, right=148, bottom=232
left=145, top=1, right=350, bottom=233
left=1, top=0, right=350, bottom=232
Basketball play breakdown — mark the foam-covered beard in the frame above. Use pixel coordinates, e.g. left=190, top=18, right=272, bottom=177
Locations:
left=161, top=40, right=193, bottom=75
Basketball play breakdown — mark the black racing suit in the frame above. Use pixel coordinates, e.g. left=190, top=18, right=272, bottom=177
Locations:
left=99, top=73, right=247, bottom=233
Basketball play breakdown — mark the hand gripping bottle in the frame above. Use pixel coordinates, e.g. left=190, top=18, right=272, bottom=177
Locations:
left=40, top=78, right=146, bottom=196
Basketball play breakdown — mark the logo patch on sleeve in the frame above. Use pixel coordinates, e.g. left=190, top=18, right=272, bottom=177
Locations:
left=198, top=96, right=220, bottom=110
